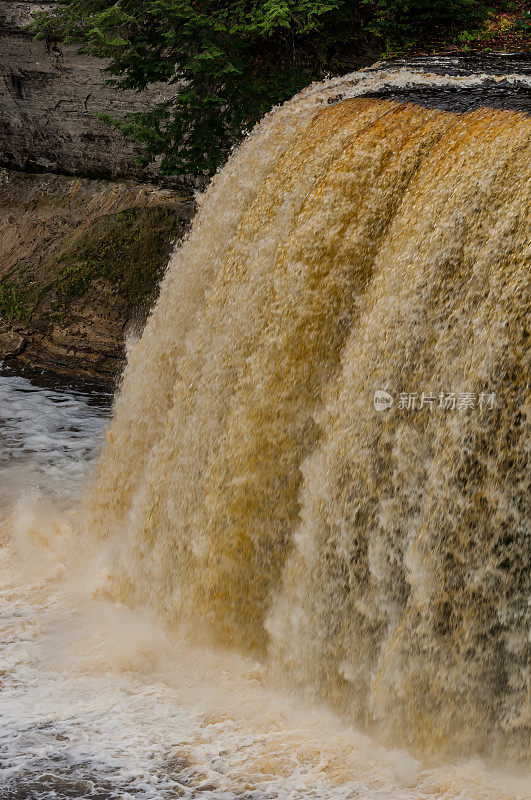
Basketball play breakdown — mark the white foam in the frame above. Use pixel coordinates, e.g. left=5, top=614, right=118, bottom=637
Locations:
left=1, top=574, right=528, bottom=800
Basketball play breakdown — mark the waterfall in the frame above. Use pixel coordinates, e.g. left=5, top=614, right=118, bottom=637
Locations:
left=83, top=67, right=530, bottom=764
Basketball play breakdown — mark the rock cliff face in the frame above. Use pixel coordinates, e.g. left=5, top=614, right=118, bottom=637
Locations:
left=0, top=169, right=194, bottom=379
left=0, top=1, right=198, bottom=379
left=0, top=0, right=190, bottom=188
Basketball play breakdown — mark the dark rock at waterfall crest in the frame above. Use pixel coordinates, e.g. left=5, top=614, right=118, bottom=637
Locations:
left=363, top=83, right=530, bottom=114
left=362, top=82, right=530, bottom=114
left=358, top=56, right=531, bottom=114
left=375, top=54, right=531, bottom=76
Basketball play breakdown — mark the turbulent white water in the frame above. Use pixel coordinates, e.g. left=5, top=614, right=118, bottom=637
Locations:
left=4, top=578, right=529, bottom=800
left=1, top=63, right=530, bottom=799
left=0, top=367, right=110, bottom=507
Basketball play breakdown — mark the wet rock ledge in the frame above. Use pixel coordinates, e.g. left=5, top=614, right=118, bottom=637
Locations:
left=0, top=169, right=194, bottom=380
left=0, top=0, right=196, bottom=381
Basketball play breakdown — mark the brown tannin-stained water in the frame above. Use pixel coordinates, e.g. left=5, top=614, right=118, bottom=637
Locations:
left=1, top=61, right=530, bottom=799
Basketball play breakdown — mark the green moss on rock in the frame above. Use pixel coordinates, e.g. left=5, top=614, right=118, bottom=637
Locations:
left=53, top=205, right=182, bottom=309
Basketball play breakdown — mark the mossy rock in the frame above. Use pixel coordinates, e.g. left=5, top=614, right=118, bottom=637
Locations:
left=53, top=205, right=182, bottom=310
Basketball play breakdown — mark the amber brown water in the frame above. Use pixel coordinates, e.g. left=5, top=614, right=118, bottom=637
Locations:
left=82, top=80, right=530, bottom=768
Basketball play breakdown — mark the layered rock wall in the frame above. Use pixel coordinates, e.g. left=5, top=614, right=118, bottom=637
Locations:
left=0, top=2, right=197, bottom=378
left=0, top=169, right=194, bottom=378
left=0, top=1, right=186, bottom=186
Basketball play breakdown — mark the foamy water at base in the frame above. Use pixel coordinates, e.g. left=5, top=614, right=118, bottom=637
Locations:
left=0, top=370, right=528, bottom=800
left=1, top=563, right=529, bottom=800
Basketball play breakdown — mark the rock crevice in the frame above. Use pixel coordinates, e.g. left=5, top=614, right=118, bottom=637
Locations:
left=0, top=0, right=191, bottom=189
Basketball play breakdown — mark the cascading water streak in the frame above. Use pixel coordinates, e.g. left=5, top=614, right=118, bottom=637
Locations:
left=80, top=68, right=530, bottom=767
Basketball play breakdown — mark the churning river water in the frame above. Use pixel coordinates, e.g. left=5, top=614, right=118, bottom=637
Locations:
left=0, top=366, right=528, bottom=800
